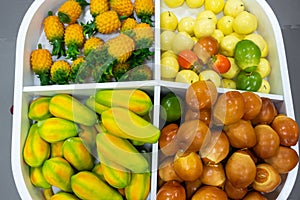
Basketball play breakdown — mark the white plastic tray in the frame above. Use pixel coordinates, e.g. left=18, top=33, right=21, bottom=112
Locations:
left=12, top=0, right=298, bottom=199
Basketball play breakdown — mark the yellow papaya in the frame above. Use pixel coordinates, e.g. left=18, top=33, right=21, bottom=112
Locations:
left=85, top=95, right=109, bottom=115
left=125, top=172, right=151, bottom=200
left=29, top=166, right=51, bottom=189
left=92, top=163, right=106, bottom=181
left=50, top=141, right=64, bottom=157
left=38, top=117, right=78, bottom=143
left=71, top=171, right=123, bottom=200
left=101, top=161, right=131, bottom=189
left=50, top=192, right=79, bottom=200
left=96, top=132, right=149, bottom=173
left=101, top=107, right=160, bottom=143
left=23, top=123, right=50, bottom=167
left=95, top=89, right=153, bottom=116
left=43, top=188, right=54, bottom=200
left=28, top=97, right=52, bottom=121
left=62, top=137, right=94, bottom=171
left=49, top=94, right=98, bottom=126
left=42, top=157, right=75, bottom=192
left=78, top=124, right=97, bottom=152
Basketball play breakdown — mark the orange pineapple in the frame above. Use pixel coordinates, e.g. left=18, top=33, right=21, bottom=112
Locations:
left=43, top=11, right=65, bottom=58
left=105, top=33, right=135, bottom=63
left=95, top=10, right=121, bottom=34
left=133, top=22, right=154, bottom=49
left=58, top=0, right=88, bottom=24
left=50, top=60, right=71, bottom=84
left=30, top=44, right=53, bottom=85
left=64, top=23, right=85, bottom=60
left=90, top=0, right=109, bottom=17
left=134, top=0, right=154, bottom=26
left=83, top=37, right=104, bottom=56
left=70, top=56, right=85, bottom=82
left=110, top=0, right=134, bottom=18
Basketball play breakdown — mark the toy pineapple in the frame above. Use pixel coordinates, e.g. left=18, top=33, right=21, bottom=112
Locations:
left=58, top=0, right=89, bottom=24
left=43, top=11, right=65, bottom=58
left=64, top=23, right=85, bottom=60
left=90, top=0, right=109, bottom=17
left=134, top=0, right=154, bottom=26
left=83, top=37, right=104, bottom=56
left=30, top=44, right=53, bottom=85
left=50, top=60, right=71, bottom=84
left=110, top=0, right=134, bottom=18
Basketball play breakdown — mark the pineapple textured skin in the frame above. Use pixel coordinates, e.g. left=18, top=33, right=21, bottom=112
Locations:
left=58, top=0, right=82, bottom=24
left=110, top=0, right=134, bottom=17
left=134, top=0, right=154, bottom=18
left=83, top=37, right=104, bottom=56
left=90, top=0, right=109, bottom=16
left=50, top=60, right=71, bottom=84
left=30, top=48, right=53, bottom=75
left=43, top=15, right=64, bottom=42
left=95, top=11, right=121, bottom=34
left=64, top=23, right=85, bottom=60
left=106, top=34, right=135, bottom=63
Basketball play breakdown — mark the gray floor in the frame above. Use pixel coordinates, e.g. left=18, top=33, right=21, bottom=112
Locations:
left=1, top=0, right=300, bottom=199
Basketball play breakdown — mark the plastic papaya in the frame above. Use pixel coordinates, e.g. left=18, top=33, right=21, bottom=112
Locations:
left=28, top=97, right=52, bottom=121
left=42, top=157, right=75, bottom=192
left=49, top=93, right=98, bottom=126
left=50, top=192, right=79, bottom=200
left=62, top=137, right=94, bottom=171
left=23, top=123, right=50, bottom=167
left=50, top=141, right=64, bottom=157
left=125, top=172, right=151, bottom=200
left=38, top=117, right=79, bottom=143
left=85, top=95, right=109, bottom=115
left=29, top=166, right=51, bottom=189
left=71, top=171, right=123, bottom=200
left=95, top=89, right=153, bottom=116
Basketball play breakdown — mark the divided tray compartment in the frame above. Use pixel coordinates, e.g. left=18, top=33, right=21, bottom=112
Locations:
left=12, top=0, right=298, bottom=199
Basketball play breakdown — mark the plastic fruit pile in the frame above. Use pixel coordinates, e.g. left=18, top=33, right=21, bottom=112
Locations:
left=157, top=80, right=299, bottom=199
left=160, top=0, right=271, bottom=93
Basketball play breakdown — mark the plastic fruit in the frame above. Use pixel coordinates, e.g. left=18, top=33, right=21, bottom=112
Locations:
left=160, top=30, right=176, bottom=51
left=224, top=119, right=257, bottom=148
left=204, top=0, right=225, bottom=14
left=256, top=58, right=271, bottom=79
left=243, top=191, right=267, bottom=200
left=271, top=114, right=299, bottom=146
left=224, top=179, right=248, bottom=200
left=245, top=33, right=269, bottom=57
left=173, top=150, right=203, bottom=181
left=208, top=54, right=231, bottom=74
left=196, top=10, right=217, bottom=25
left=185, top=80, right=218, bottom=110
left=164, top=0, right=184, bottom=8
left=184, top=108, right=212, bottom=127
left=193, top=36, right=219, bottom=64
left=193, top=19, right=216, bottom=39
left=201, top=130, right=230, bottom=164
left=253, top=124, right=280, bottom=159
left=241, top=91, right=262, bottom=120
left=200, top=163, right=226, bottom=187
left=159, top=123, right=179, bottom=156
left=175, top=70, right=199, bottom=84
left=211, top=29, right=224, bottom=44
left=171, top=32, right=195, bottom=54
left=213, top=91, right=245, bottom=125
left=160, top=11, right=178, bottom=31
left=176, top=119, right=211, bottom=153
left=177, top=49, right=201, bottom=70
left=178, top=16, right=196, bottom=36
left=225, top=150, right=256, bottom=188
left=219, top=34, right=240, bottom=57
left=191, top=186, right=228, bottom=200
left=223, top=0, right=245, bottom=17
left=236, top=70, right=262, bottom=92
left=252, top=163, right=281, bottom=193
left=217, top=15, right=234, bottom=35
left=264, top=146, right=299, bottom=174
left=233, top=11, right=258, bottom=35
left=221, top=57, right=240, bottom=79
left=186, top=0, right=205, bottom=8
left=251, top=97, right=278, bottom=125
left=159, top=157, right=183, bottom=182
left=221, top=79, right=236, bottom=89
left=199, top=69, right=222, bottom=87
left=185, top=179, right=202, bottom=199
left=258, top=79, right=271, bottom=94
left=234, top=39, right=261, bottom=71
left=161, top=55, right=180, bottom=79
left=156, top=180, right=186, bottom=200
left=161, top=92, right=183, bottom=122
left=161, top=50, right=177, bottom=59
